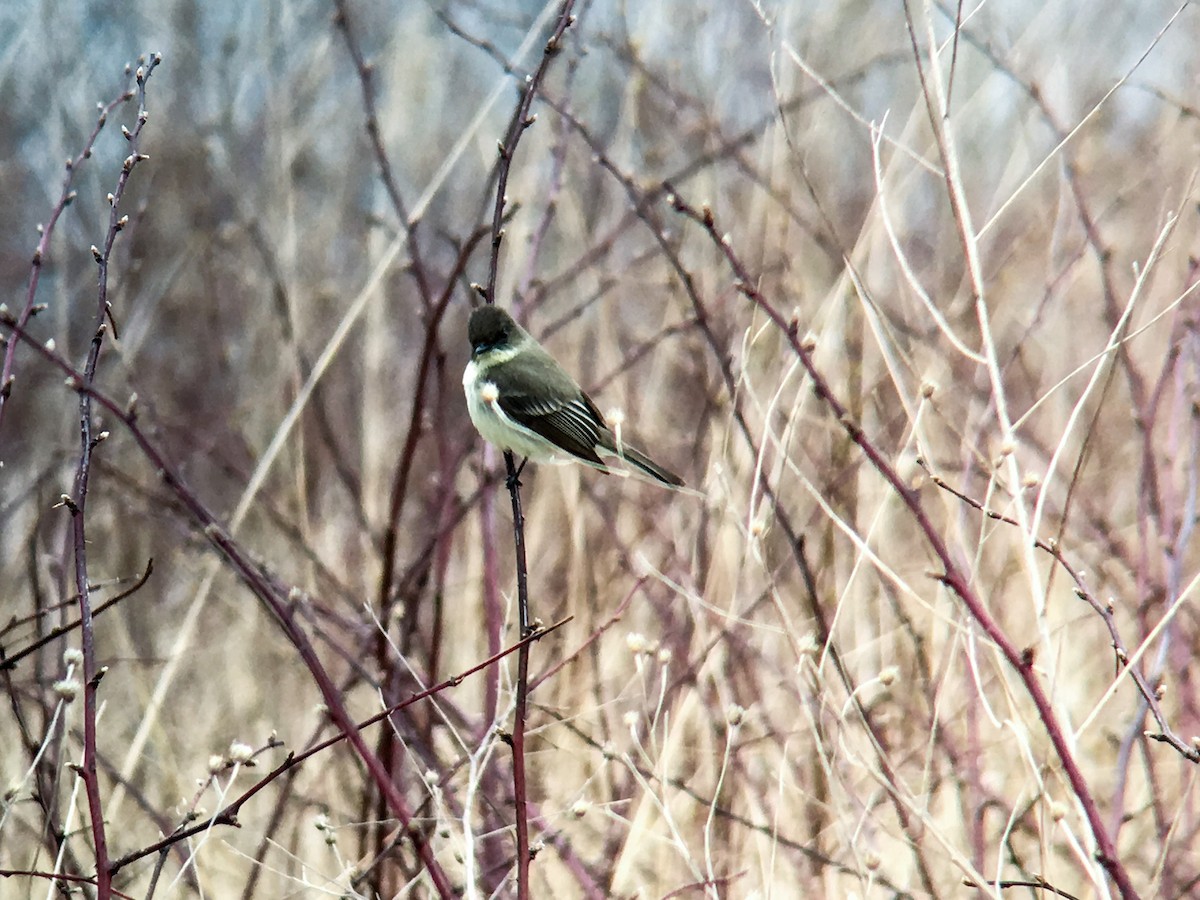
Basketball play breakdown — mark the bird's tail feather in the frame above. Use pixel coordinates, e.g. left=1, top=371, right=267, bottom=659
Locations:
left=597, top=435, right=685, bottom=488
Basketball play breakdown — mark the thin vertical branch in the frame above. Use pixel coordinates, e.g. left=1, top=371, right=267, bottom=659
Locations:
left=66, top=53, right=160, bottom=900
left=476, top=3, right=576, bottom=896
left=484, top=3, right=576, bottom=306
left=480, top=465, right=503, bottom=727
left=502, top=449, right=533, bottom=893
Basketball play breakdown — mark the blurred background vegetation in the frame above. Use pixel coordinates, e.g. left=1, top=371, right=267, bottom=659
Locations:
left=2, top=0, right=1200, bottom=896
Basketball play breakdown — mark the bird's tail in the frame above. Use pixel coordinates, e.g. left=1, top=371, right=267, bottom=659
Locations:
left=599, top=435, right=685, bottom=488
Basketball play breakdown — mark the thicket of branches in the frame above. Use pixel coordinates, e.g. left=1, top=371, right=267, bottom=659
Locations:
left=2, top=1, right=1199, bottom=897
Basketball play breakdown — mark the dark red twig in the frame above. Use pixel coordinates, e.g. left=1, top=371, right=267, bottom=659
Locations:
left=472, top=4, right=577, bottom=897
left=331, top=0, right=434, bottom=309
left=972, top=876, right=1082, bottom=900
left=529, top=577, right=641, bottom=692
left=65, top=55, right=159, bottom=900
left=661, top=869, right=748, bottom=899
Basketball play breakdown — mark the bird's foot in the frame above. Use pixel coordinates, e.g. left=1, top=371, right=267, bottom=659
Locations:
left=506, top=457, right=528, bottom=491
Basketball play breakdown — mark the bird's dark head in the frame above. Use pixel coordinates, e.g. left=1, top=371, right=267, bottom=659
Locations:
left=468, top=306, right=521, bottom=356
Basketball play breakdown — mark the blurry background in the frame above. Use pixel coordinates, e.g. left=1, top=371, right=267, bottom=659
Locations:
left=2, top=0, right=1199, bottom=896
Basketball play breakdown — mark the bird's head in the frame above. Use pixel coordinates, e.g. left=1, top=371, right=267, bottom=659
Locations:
left=468, top=306, right=522, bottom=357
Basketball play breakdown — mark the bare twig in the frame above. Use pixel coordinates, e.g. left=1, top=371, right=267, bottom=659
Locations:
left=536, top=101, right=943, bottom=891
left=66, top=54, right=160, bottom=900
left=0, top=560, right=154, bottom=672
left=471, top=3, right=577, bottom=895
left=0, top=83, right=135, bottom=441
left=0, top=869, right=136, bottom=900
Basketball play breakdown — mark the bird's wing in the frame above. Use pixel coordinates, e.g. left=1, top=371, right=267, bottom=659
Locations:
left=493, top=353, right=609, bottom=466
left=499, top=392, right=608, bottom=466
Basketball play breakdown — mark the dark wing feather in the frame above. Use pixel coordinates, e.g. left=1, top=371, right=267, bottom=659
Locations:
left=492, top=349, right=609, bottom=466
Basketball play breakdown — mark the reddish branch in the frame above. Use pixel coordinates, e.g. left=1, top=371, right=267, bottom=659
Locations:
left=331, top=0, right=434, bottom=309
left=0, top=869, right=136, bottom=900
left=536, top=97, right=942, bottom=892
left=473, top=3, right=577, bottom=897
left=62, top=55, right=160, bottom=900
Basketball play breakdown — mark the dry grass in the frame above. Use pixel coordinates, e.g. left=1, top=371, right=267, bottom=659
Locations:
left=3, top=0, right=1200, bottom=897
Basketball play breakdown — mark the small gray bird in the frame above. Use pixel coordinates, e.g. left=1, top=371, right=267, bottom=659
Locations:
left=463, top=305, right=684, bottom=487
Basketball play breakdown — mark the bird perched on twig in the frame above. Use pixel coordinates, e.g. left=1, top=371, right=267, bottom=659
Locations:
left=463, top=305, right=684, bottom=488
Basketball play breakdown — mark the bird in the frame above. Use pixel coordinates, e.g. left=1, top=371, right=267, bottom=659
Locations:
left=463, top=305, right=684, bottom=488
